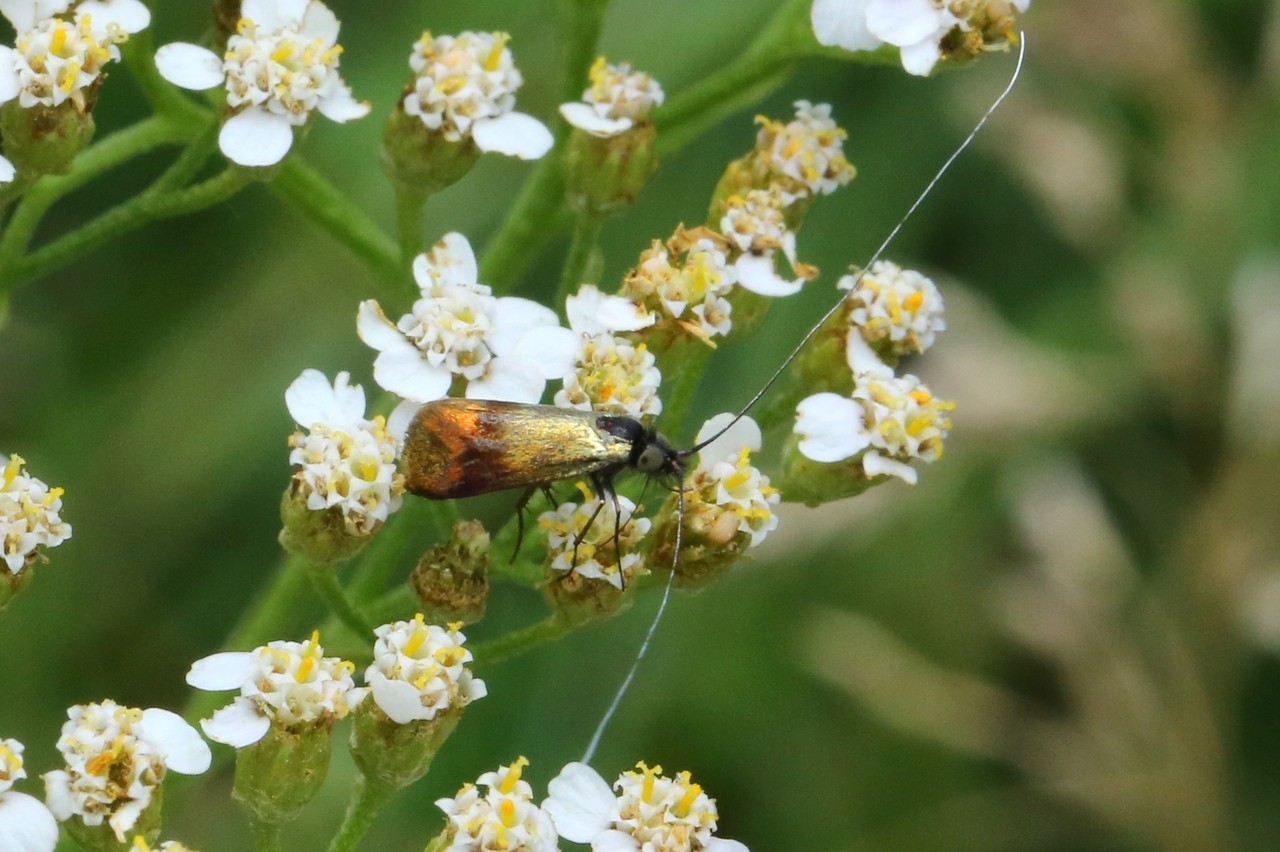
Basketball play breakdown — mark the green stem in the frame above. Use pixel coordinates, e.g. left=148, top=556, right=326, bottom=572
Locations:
left=0, top=116, right=190, bottom=262
left=306, top=562, right=373, bottom=639
left=249, top=816, right=283, bottom=852
left=151, top=119, right=220, bottom=194
left=478, top=151, right=567, bottom=292
left=471, top=615, right=575, bottom=666
left=270, top=159, right=402, bottom=296
left=394, top=184, right=429, bottom=279
left=349, top=499, right=453, bottom=604
left=0, top=166, right=250, bottom=290
left=326, top=773, right=395, bottom=852
left=0, top=173, right=36, bottom=210
left=557, top=0, right=610, bottom=103
left=557, top=213, right=603, bottom=304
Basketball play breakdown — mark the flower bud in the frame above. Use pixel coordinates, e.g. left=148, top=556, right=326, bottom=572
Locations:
left=563, top=121, right=658, bottom=218
left=776, top=434, right=881, bottom=506
left=231, top=724, right=333, bottom=824
left=381, top=105, right=481, bottom=196
left=0, top=101, right=95, bottom=178
left=409, top=520, right=490, bottom=624
left=278, top=490, right=373, bottom=565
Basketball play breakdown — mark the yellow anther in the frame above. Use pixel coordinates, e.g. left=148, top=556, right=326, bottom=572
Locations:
left=49, top=23, right=68, bottom=55
left=59, top=61, right=82, bottom=93
left=497, top=756, right=528, bottom=794
left=483, top=32, right=511, bottom=72
left=909, top=389, right=932, bottom=405
left=271, top=41, right=295, bottom=63
left=294, top=655, right=316, bottom=682
left=575, top=481, right=594, bottom=502
left=673, top=782, right=703, bottom=817
left=499, top=796, right=518, bottom=828
left=904, top=290, right=924, bottom=312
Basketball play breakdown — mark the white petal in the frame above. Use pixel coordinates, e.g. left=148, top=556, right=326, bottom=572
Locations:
left=472, top=112, right=554, bottom=160
left=0, top=792, right=58, bottom=852
left=0, top=0, right=69, bottom=32
left=299, top=0, right=339, bottom=44
left=897, top=37, right=943, bottom=76
left=862, top=449, right=917, bottom=483
left=695, top=413, right=762, bottom=470
left=317, top=81, right=369, bottom=123
left=566, top=285, right=653, bottom=335
left=368, top=669, right=428, bottom=724
left=201, top=698, right=270, bottom=748
left=77, top=0, right=150, bottom=33
left=186, top=650, right=256, bottom=690
left=387, top=399, right=421, bottom=446
left=867, top=0, right=947, bottom=45
left=137, top=708, right=211, bottom=775
left=466, top=364, right=545, bottom=403
left=0, top=155, right=13, bottom=186
left=845, top=334, right=892, bottom=377
left=559, top=102, right=632, bottom=138
left=374, top=349, right=452, bottom=403
left=356, top=300, right=407, bottom=352
left=706, top=840, right=750, bottom=852
left=415, top=232, right=478, bottom=290
left=795, top=393, right=868, bottom=462
left=0, top=48, right=21, bottom=104
left=154, top=43, right=224, bottom=90
left=243, top=0, right=305, bottom=29
left=594, top=831, right=640, bottom=851
left=486, top=296, right=561, bottom=357
left=219, top=108, right=294, bottom=167
left=543, top=763, right=619, bottom=843
left=735, top=253, right=804, bottom=297
left=286, top=368, right=363, bottom=428
left=810, top=0, right=881, bottom=50
left=507, top=325, right=580, bottom=380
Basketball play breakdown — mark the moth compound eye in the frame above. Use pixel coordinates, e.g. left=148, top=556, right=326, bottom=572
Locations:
left=637, top=445, right=668, bottom=474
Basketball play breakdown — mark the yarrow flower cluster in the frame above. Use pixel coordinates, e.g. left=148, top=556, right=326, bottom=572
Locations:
left=187, top=631, right=356, bottom=747
left=794, top=372, right=954, bottom=484
left=720, top=186, right=812, bottom=297
left=402, top=30, right=552, bottom=160
left=756, top=101, right=854, bottom=198
left=358, top=614, right=487, bottom=725
left=42, top=701, right=210, bottom=842
left=685, top=415, right=779, bottom=548
left=0, top=737, right=57, bottom=852
left=840, top=261, right=946, bottom=361
left=435, top=757, right=558, bottom=852
left=155, top=0, right=369, bottom=167
left=0, top=0, right=149, bottom=111
left=560, top=56, right=664, bottom=138
left=285, top=369, right=404, bottom=535
left=621, top=229, right=739, bottom=343
left=1, top=453, right=71, bottom=574
left=811, top=0, right=1030, bottom=76
left=359, top=232, right=571, bottom=407
left=545, top=761, right=747, bottom=851
left=541, top=487, right=651, bottom=590
left=554, top=284, right=662, bottom=418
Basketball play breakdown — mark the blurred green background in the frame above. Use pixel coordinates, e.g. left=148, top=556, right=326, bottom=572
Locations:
left=5, top=0, right=1280, bottom=849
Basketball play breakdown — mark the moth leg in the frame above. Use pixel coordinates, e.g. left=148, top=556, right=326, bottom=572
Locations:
left=511, top=486, right=540, bottom=563
left=586, top=474, right=628, bottom=590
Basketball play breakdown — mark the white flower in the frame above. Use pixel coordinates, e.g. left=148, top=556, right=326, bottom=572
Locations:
left=559, top=56, right=664, bottom=138
left=544, top=761, right=747, bottom=852
left=154, top=0, right=368, bottom=167
left=811, top=0, right=1030, bottom=76
left=758, top=101, right=853, bottom=197
left=359, top=614, right=487, bottom=725
left=839, top=261, right=946, bottom=358
left=554, top=285, right=662, bottom=418
left=42, top=701, right=210, bottom=842
left=686, top=414, right=779, bottom=547
left=435, top=757, right=558, bottom=852
left=0, top=0, right=147, bottom=113
left=794, top=372, right=954, bottom=484
left=0, top=453, right=71, bottom=574
left=623, top=237, right=738, bottom=342
left=719, top=187, right=806, bottom=297
left=403, top=30, right=552, bottom=160
left=0, top=154, right=14, bottom=184
left=186, top=631, right=356, bottom=748
left=0, top=738, right=57, bottom=852
left=285, top=369, right=404, bottom=535
left=358, top=232, right=575, bottom=405
left=539, top=488, right=650, bottom=589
